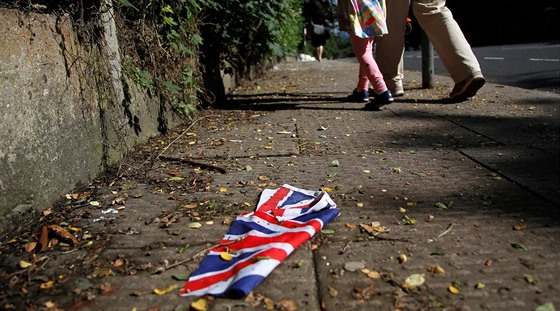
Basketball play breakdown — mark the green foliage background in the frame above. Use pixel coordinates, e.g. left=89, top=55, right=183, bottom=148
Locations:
left=113, top=0, right=306, bottom=110
left=203, top=0, right=305, bottom=76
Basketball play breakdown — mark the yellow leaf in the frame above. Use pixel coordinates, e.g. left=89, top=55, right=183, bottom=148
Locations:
left=68, top=225, right=81, bottom=232
left=513, top=224, right=528, bottom=230
left=44, top=301, right=56, bottom=308
left=403, top=274, right=425, bottom=289
left=191, top=298, right=208, bottom=311
left=40, top=280, right=54, bottom=289
left=188, top=222, right=202, bottom=229
left=153, top=284, right=179, bottom=295
left=220, top=252, right=233, bottom=261
left=321, top=186, right=336, bottom=192
left=359, top=223, right=386, bottom=235
left=219, top=187, right=227, bottom=192
left=19, top=260, right=32, bottom=268
left=448, top=285, right=460, bottom=294
left=82, top=241, right=94, bottom=248
left=427, top=265, right=445, bottom=274
left=89, top=201, right=100, bottom=206
left=361, top=268, right=381, bottom=279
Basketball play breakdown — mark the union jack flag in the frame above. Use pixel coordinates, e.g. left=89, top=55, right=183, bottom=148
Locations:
left=180, top=184, right=340, bottom=298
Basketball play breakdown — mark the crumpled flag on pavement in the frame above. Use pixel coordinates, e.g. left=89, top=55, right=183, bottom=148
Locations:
left=180, top=184, right=340, bottom=298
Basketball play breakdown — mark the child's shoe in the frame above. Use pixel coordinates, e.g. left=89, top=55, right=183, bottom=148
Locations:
left=347, top=89, right=369, bottom=102
left=364, top=90, right=394, bottom=110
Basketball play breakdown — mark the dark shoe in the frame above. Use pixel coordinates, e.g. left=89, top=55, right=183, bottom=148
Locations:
left=450, top=73, right=485, bottom=100
left=364, top=90, right=394, bottom=110
left=347, top=89, right=369, bottom=103
left=374, top=83, right=404, bottom=97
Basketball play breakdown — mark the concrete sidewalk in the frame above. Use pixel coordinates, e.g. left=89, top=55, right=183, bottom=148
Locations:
left=1, top=59, right=559, bottom=311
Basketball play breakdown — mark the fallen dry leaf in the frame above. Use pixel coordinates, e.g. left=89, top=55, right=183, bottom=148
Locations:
left=278, top=299, right=297, bottom=311
left=153, top=284, right=179, bottom=295
left=44, top=301, right=56, bottom=309
left=181, top=203, right=198, bottom=209
left=24, top=242, right=37, bottom=253
left=264, top=297, right=275, bottom=310
left=361, top=268, right=381, bottom=279
left=328, top=286, right=338, bottom=297
left=220, top=252, right=233, bottom=261
left=191, top=298, right=208, bottom=311
left=40, top=280, right=54, bottom=289
left=359, top=223, right=386, bottom=235
left=99, top=282, right=114, bottom=295
left=19, top=260, right=32, bottom=269
left=427, top=265, right=445, bottom=274
left=49, top=225, right=79, bottom=246
left=513, top=224, right=528, bottom=230
left=38, top=225, right=48, bottom=252
left=402, top=274, right=425, bottom=290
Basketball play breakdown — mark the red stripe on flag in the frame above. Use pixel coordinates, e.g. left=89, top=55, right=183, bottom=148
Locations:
left=216, top=218, right=323, bottom=248
left=257, top=187, right=291, bottom=213
left=182, top=247, right=288, bottom=293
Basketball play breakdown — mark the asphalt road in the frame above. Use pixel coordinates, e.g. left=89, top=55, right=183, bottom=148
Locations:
left=403, top=42, right=560, bottom=94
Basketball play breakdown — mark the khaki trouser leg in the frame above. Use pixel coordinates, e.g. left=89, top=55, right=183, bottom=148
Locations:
left=412, top=0, right=481, bottom=83
left=375, top=0, right=410, bottom=91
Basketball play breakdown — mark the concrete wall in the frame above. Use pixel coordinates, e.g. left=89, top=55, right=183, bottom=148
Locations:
left=0, top=8, right=181, bottom=232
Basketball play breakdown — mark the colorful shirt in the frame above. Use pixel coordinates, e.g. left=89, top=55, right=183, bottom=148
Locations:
left=338, top=0, right=388, bottom=38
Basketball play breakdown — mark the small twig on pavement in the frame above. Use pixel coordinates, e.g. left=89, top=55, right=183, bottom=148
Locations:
left=152, top=239, right=241, bottom=274
left=159, top=155, right=228, bottom=173
left=438, top=223, right=454, bottom=238
left=367, top=235, right=410, bottom=243
left=137, top=114, right=219, bottom=170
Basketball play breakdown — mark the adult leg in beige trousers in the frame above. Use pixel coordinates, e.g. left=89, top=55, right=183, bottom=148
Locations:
left=375, top=0, right=485, bottom=100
